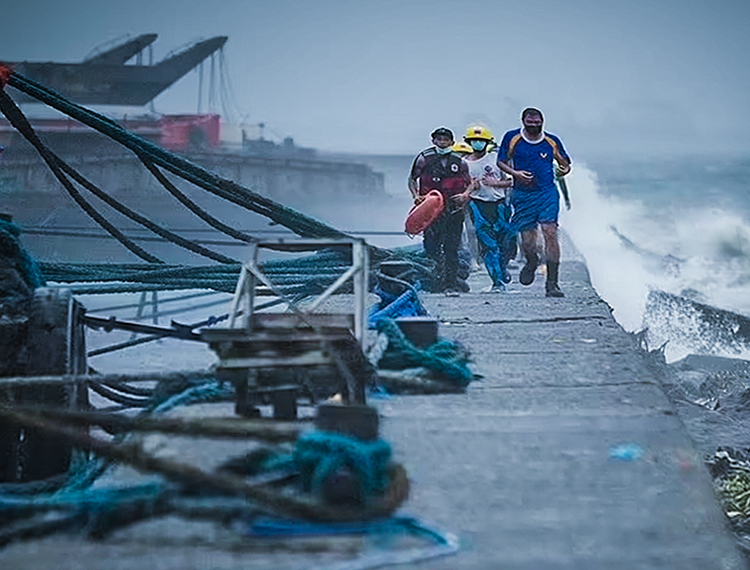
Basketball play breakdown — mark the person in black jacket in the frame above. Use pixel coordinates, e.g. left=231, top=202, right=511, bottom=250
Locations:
left=409, top=127, right=473, bottom=294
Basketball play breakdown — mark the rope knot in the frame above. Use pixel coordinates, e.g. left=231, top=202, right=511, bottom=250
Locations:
left=293, top=431, right=392, bottom=503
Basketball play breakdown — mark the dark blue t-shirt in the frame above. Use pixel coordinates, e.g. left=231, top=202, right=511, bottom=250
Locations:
left=497, top=128, right=571, bottom=191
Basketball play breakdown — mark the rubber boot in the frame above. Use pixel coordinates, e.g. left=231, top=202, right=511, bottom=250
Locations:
left=545, top=261, right=564, bottom=298
left=519, top=252, right=539, bottom=286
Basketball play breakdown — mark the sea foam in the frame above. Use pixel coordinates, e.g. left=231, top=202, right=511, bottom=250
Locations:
left=562, top=163, right=750, bottom=361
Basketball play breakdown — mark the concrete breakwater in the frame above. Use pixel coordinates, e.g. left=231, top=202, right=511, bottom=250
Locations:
left=1, top=236, right=747, bottom=569
left=377, top=251, right=745, bottom=569
left=0, top=148, right=385, bottom=215
left=0, top=145, right=397, bottom=263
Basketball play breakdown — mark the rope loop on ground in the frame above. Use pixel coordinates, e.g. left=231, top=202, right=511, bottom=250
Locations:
left=293, top=431, right=392, bottom=501
left=375, top=318, right=474, bottom=386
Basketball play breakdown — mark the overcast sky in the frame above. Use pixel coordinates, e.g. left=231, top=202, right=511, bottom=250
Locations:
left=2, top=0, right=749, bottom=158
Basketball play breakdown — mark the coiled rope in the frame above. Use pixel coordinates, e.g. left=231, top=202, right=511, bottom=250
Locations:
left=375, top=318, right=474, bottom=386
left=293, top=431, right=392, bottom=501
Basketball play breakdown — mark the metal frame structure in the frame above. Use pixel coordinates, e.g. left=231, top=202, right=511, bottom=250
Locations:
left=228, top=237, right=369, bottom=346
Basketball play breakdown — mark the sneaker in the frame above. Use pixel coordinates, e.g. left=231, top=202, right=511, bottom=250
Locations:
left=485, top=283, right=506, bottom=293
left=501, top=271, right=511, bottom=284
left=519, top=260, right=538, bottom=286
left=545, top=283, right=565, bottom=298
left=444, top=288, right=460, bottom=297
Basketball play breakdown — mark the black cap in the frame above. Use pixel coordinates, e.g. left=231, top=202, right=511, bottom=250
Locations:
left=431, top=127, right=453, bottom=139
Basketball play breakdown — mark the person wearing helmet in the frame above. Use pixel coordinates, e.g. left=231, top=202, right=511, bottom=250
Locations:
left=496, top=108, right=572, bottom=298
left=451, top=140, right=480, bottom=270
left=451, top=141, right=473, bottom=156
left=450, top=141, right=484, bottom=276
left=462, top=125, right=515, bottom=291
left=408, top=127, right=472, bottom=294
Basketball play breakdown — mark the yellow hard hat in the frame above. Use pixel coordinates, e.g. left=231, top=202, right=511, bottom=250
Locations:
left=451, top=142, right=473, bottom=155
left=464, top=125, right=494, bottom=142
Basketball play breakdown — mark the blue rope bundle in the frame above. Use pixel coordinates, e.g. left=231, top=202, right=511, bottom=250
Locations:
left=375, top=318, right=474, bottom=386
left=0, top=218, right=45, bottom=290
left=293, top=431, right=392, bottom=501
left=368, top=287, right=427, bottom=328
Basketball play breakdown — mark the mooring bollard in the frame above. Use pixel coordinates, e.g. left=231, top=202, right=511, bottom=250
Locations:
left=0, top=288, right=88, bottom=483
left=395, top=316, right=439, bottom=348
left=314, top=403, right=382, bottom=505
left=315, top=403, right=379, bottom=441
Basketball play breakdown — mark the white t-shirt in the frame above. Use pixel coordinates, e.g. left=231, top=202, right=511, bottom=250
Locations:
left=465, top=151, right=507, bottom=202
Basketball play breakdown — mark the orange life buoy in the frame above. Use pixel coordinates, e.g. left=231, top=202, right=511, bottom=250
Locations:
left=405, top=190, right=444, bottom=235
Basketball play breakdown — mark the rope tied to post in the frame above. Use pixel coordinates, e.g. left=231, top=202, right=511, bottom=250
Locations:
left=292, top=431, right=392, bottom=501
left=375, top=318, right=474, bottom=386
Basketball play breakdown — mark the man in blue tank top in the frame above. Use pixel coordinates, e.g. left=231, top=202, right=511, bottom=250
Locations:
left=497, top=108, right=571, bottom=297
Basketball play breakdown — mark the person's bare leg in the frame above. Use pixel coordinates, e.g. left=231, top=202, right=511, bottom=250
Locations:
left=519, top=227, right=541, bottom=285
left=541, top=222, right=564, bottom=297
left=540, top=223, right=559, bottom=262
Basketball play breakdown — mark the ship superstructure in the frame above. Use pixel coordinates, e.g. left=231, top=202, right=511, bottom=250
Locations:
left=6, top=34, right=227, bottom=106
left=0, top=35, right=386, bottom=262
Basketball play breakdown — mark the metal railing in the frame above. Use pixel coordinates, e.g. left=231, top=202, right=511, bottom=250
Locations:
left=228, top=237, right=369, bottom=346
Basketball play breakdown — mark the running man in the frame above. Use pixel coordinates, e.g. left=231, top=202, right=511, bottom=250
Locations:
left=497, top=108, right=571, bottom=297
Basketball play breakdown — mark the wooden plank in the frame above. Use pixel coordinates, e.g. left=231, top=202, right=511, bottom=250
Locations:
left=218, top=352, right=331, bottom=368
left=201, top=313, right=354, bottom=340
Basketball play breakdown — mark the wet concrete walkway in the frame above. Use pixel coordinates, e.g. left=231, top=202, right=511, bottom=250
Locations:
left=2, top=237, right=746, bottom=570
left=376, top=239, right=746, bottom=569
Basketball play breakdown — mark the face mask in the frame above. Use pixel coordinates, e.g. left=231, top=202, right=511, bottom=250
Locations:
left=470, top=140, right=487, bottom=152
left=525, top=124, right=542, bottom=136
left=436, top=146, right=453, bottom=155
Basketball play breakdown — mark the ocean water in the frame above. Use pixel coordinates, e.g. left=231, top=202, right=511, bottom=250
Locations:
left=561, top=154, right=750, bottom=362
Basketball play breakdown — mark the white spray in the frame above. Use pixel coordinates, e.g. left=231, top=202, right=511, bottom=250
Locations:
left=559, top=164, right=750, bottom=361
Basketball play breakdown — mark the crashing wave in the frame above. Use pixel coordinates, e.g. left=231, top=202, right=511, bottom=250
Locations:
left=645, top=289, right=750, bottom=357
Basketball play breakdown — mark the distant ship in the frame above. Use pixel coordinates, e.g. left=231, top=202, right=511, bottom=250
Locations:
left=6, top=34, right=227, bottom=107
left=0, top=34, right=386, bottom=238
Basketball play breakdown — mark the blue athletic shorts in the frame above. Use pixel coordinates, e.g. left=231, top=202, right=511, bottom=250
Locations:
left=510, top=186, right=559, bottom=233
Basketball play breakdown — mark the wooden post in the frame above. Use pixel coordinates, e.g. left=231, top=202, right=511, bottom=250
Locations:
left=0, top=288, right=87, bottom=482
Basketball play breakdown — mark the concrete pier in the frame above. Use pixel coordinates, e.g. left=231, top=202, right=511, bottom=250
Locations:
left=376, top=242, right=745, bottom=568
left=0, top=240, right=745, bottom=569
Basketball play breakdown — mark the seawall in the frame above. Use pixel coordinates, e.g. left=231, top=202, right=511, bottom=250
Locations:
left=374, top=236, right=745, bottom=568
left=0, top=233, right=745, bottom=569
